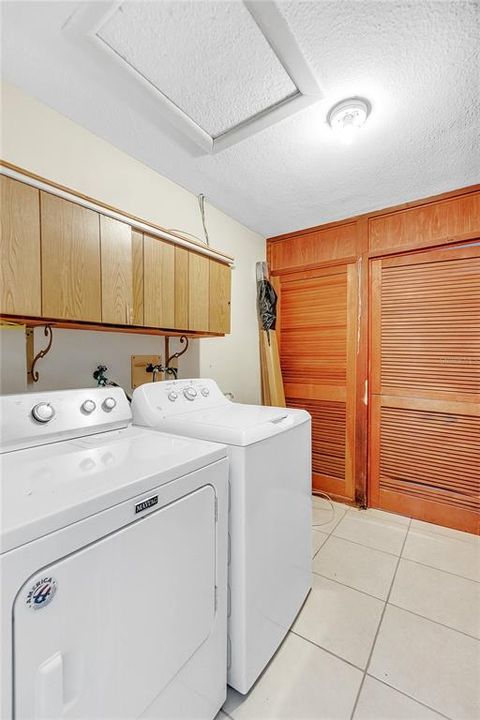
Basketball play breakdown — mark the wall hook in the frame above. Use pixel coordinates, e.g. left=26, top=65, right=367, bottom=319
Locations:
left=30, top=325, right=54, bottom=383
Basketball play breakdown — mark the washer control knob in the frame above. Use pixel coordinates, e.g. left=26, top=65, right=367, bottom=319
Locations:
left=32, top=402, right=55, bottom=423
left=183, top=386, right=198, bottom=401
left=81, top=399, right=96, bottom=414
left=102, top=397, right=117, bottom=411
left=201, top=387, right=210, bottom=397
left=168, top=391, right=178, bottom=402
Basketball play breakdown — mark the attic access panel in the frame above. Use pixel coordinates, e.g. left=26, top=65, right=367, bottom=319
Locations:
left=65, top=1, right=323, bottom=153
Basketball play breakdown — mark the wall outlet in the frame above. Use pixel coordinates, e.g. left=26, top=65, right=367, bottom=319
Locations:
left=131, top=355, right=163, bottom=389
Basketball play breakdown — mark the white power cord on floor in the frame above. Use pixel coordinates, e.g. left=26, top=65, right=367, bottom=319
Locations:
left=312, top=491, right=335, bottom=527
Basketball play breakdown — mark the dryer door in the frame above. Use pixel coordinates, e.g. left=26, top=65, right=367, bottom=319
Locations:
left=14, top=485, right=216, bottom=720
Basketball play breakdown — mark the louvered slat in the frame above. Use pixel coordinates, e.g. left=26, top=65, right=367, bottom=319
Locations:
left=287, top=398, right=346, bottom=480
left=380, top=257, right=480, bottom=397
left=379, top=407, right=480, bottom=511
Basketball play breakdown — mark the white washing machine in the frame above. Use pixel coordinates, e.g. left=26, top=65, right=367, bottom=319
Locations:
left=132, top=379, right=312, bottom=694
left=0, top=386, right=229, bottom=720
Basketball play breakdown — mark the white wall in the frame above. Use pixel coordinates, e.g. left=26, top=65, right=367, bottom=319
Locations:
left=0, top=82, right=265, bottom=402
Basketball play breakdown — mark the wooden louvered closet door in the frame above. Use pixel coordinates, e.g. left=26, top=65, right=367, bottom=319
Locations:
left=369, top=244, right=480, bottom=533
left=275, top=263, right=357, bottom=501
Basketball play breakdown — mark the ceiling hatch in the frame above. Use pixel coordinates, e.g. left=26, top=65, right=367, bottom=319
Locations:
left=65, top=1, right=323, bottom=153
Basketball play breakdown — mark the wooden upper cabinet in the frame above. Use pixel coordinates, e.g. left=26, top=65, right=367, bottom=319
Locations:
left=143, top=234, right=175, bottom=328
left=100, top=216, right=134, bottom=325
left=131, top=230, right=144, bottom=326
left=209, top=259, right=231, bottom=334
left=1, top=177, right=41, bottom=316
left=41, top=192, right=101, bottom=322
left=188, top=252, right=209, bottom=332
left=1, top=175, right=232, bottom=334
left=174, top=246, right=189, bottom=330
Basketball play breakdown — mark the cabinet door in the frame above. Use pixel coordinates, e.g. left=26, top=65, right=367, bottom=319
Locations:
left=1, top=177, right=41, bottom=316
left=100, top=216, right=134, bottom=325
left=174, top=246, right=189, bottom=330
left=188, top=252, right=209, bottom=332
left=209, top=260, right=231, bottom=334
left=143, top=234, right=175, bottom=328
left=276, top=263, right=357, bottom=502
left=369, top=245, right=480, bottom=533
left=41, top=193, right=101, bottom=322
left=131, top=230, right=144, bottom=326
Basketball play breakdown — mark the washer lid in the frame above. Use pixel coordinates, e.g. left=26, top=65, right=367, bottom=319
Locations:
left=1, top=426, right=226, bottom=553
left=150, top=404, right=310, bottom=447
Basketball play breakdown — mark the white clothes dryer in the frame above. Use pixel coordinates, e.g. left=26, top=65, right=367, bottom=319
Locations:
left=132, top=379, right=312, bottom=694
left=0, top=386, right=228, bottom=720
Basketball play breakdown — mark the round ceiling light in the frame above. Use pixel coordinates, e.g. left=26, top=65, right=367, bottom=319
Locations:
left=327, top=97, right=371, bottom=144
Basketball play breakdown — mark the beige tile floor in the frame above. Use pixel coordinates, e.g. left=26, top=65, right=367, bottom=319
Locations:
left=217, top=497, right=480, bottom=720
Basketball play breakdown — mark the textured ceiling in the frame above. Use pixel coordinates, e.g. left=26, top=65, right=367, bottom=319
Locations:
left=1, top=1, right=479, bottom=237
left=97, top=1, right=296, bottom=137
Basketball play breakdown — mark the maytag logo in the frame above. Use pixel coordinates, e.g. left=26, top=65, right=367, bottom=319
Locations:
left=135, top=495, right=158, bottom=514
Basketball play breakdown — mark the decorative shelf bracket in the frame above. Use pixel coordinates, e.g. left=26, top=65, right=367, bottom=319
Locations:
left=28, top=324, right=54, bottom=383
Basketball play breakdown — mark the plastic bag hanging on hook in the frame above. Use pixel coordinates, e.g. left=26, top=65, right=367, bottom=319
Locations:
left=256, top=261, right=277, bottom=343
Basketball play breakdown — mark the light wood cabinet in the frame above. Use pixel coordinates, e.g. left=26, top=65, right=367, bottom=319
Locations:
left=143, top=234, right=175, bottom=328
left=131, top=231, right=144, bottom=326
left=1, top=176, right=232, bottom=335
left=41, top=192, right=101, bottom=322
left=100, top=216, right=134, bottom=325
left=188, top=252, right=210, bottom=332
left=209, top=259, right=231, bottom=334
left=174, top=246, right=189, bottom=330
left=1, top=176, right=41, bottom=316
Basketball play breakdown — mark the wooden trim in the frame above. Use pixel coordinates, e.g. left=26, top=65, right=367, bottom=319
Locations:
left=377, top=489, right=479, bottom=535
left=368, top=395, right=381, bottom=507
left=378, top=394, right=480, bottom=416
left=267, top=184, right=480, bottom=244
left=0, top=314, right=223, bottom=338
left=345, top=262, right=358, bottom=501
left=0, top=161, right=234, bottom=265
left=369, top=259, right=382, bottom=396
left=380, top=240, right=480, bottom=266
left=313, top=491, right=356, bottom=507
left=271, top=257, right=357, bottom=276
left=378, top=386, right=480, bottom=404
left=283, top=383, right=346, bottom=402
left=354, top=218, right=370, bottom=506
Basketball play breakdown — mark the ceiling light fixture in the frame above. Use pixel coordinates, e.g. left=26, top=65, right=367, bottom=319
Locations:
left=327, top=97, right=371, bottom=144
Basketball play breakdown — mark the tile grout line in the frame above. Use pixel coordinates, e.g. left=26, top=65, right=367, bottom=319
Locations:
left=398, top=555, right=480, bottom=585
left=290, top=629, right=365, bottom=673
left=387, top=601, right=480, bottom=642
left=308, top=568, right=479, bottom=660
left=312, top=519, right=479, bottom=582
left=312, top=507, right=347, bottom=535
left=364, top=674, right=455, bottom=720
left=311, top=568, right=387, bottom=602
left=348, top=517, right=412, bottom=720
left=319, top=531, right=405, bottom=558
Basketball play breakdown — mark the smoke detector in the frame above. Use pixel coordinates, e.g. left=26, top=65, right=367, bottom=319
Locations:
left=327, top=97, right=371, bottom=143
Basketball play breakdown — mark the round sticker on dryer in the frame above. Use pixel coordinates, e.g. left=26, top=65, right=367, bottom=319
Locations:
left=26, top=576, right=57, bottom=610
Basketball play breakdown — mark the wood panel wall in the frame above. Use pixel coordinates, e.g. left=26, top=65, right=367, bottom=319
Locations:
left=267, top=184, right=480, bottom=511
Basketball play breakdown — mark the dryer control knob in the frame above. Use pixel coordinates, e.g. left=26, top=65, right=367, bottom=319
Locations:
left=32, top=402, right=55, bottom=423
left=102, top=397, right=117, bottom=411
left=81, top=399, right=96, bottom=414
left=201, top=387, right=210, bottom=397
left=183, top=386, right=198, bottom=401
left=168, top=391, right=178, bottom=402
